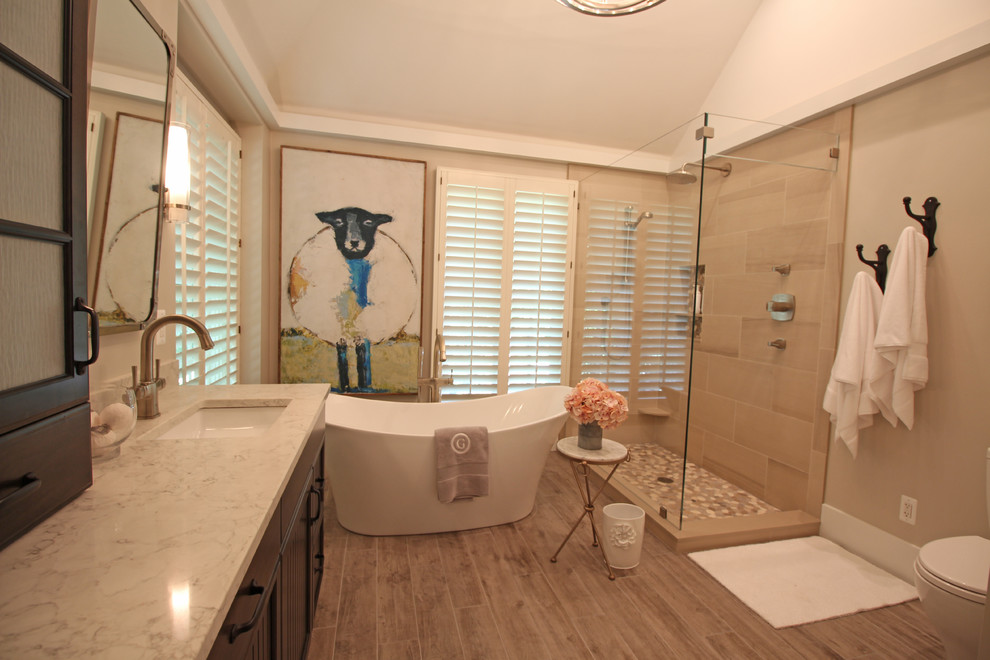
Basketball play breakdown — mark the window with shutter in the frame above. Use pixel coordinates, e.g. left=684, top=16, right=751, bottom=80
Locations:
left=171, top=73, right=241, bottom=385
left=435, top=168, right=577, bottom=399
left=577, top=199, right=695, bottom=406
left=579, top=201, right=636, bottom=393
left=638, top=204, right=695, bottom=397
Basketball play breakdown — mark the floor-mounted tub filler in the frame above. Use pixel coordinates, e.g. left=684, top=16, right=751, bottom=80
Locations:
left=325, top=385, right=571, bottom=535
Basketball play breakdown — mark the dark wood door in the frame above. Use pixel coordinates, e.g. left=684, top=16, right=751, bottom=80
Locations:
left=0, top=0, right=94, bottom=550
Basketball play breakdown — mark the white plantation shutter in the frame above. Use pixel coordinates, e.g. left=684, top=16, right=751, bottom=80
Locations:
left=638, top=204, right=695, bottom=397
left=435, top=168, right=577, bottom=398
left=578, top=199, right=695, bottom=404
left=509, top=190, right=572, bottom=390
left=580, top=201, right=635, bottom=392
left=171, top=73, right=240, bottom=385
left=440, top=180, right=504, bottom=395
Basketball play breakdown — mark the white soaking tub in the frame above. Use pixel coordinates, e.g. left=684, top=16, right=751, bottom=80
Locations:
left=324, top=385, right=570, bottom=535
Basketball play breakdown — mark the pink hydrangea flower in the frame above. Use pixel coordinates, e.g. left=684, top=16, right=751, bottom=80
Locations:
left=563, top=378, right=629, bottom=430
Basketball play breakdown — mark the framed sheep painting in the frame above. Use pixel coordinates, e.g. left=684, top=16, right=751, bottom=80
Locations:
left=279, top=147, right=426, bottom=394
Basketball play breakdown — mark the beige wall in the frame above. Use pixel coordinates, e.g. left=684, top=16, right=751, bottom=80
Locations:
left=825, top=52, right=990, bottom=544
left=139, top=0, right=177, bottom=39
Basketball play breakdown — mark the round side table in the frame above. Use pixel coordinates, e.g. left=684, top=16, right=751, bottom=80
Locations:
left=550, top=436, right=629, bottom=580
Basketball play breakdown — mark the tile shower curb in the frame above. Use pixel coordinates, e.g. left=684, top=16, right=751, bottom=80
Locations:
left=589, top=462, right=820, bottom=553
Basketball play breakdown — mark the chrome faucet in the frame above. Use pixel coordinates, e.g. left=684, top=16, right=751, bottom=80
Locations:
left=434, top=332, right=447, bottom=376
left=417, top=331, right=453, bottom=402
left=134, top=314, right=214, bottom=419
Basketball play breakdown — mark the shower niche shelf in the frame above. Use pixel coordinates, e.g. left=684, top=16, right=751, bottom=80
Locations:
left=638, top=406, right=671, bottom=418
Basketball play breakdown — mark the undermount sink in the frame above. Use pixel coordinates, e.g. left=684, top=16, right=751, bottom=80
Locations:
left=158, top=405, right=287, bottom=440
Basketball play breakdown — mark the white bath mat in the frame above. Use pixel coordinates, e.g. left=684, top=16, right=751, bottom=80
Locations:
left=688, top=536, right=918, bottom=628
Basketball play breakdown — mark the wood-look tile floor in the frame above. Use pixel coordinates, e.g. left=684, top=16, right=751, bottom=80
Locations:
left=309, top=452, right=945, bottom=659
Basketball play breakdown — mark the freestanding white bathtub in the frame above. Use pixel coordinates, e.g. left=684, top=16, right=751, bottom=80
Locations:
left=324, top=385, right=570, bottom=535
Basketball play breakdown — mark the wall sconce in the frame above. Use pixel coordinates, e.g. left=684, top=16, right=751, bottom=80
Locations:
left=164, top=123, right=191, bottom=223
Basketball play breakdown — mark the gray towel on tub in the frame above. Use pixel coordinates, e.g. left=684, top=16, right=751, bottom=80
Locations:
left=435, top=426, right=489, bottom=503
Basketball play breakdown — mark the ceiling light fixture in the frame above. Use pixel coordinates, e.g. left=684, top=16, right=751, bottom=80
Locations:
left=556, top=0, right=668, bottom=16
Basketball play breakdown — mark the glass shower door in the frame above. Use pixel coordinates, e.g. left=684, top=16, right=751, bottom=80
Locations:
left=570, top=112, right=841, bottom=538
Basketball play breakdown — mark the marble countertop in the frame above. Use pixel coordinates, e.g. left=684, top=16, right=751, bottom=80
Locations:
left=0, top=383, right=329, bottom=659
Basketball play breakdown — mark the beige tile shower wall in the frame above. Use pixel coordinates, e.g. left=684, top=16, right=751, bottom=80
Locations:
left=684, top=109, right=852, bottom=515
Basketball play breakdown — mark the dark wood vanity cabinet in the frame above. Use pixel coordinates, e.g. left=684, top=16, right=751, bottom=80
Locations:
left=280, top=440, right=326, bottom=660
left=208, top=509, right=281, bottom=660
left=0, top=0, right=94, bottom=551
left=209, top=414, right=326, bottom=660
left=308, top=452, right=326, bottom=629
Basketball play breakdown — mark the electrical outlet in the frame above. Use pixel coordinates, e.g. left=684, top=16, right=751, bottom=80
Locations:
left=899, top=495, right=918, bottom=525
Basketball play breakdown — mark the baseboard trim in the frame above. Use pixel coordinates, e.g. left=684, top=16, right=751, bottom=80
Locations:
left=820, top=503, right=920, bottom=584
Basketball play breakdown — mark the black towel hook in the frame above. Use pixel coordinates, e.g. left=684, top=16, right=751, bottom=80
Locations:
left=855, top=243, right=891, bottom=292
left=902, top=196, right=938, bottom=257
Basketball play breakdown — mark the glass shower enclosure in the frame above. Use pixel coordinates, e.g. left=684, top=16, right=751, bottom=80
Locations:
left=570, top=112, right=842, bottom=550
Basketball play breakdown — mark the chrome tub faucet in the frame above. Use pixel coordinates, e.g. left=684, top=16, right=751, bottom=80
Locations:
left=417, top=331, right=453, bottom=402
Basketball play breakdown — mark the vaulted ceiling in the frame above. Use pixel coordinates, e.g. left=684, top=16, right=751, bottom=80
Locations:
left=178, top=0, right=990, bottom=168
left=213, top=0, right=761, bottom=152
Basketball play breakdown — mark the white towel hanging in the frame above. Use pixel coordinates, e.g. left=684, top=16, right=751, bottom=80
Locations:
left=871, top=226, right=929, bottom=430
left=823, top=271, right=884, bottom=458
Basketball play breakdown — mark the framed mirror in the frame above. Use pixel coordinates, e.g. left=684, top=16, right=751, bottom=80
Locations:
left=87, top=0, right=175, bottom=332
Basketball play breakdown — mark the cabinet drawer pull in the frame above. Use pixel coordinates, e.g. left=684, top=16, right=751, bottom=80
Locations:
left=308, top=485, right=323, bottom=523
left=228, top=560, right=279, bottom=643
left=0, top=473, right=42, bottom=510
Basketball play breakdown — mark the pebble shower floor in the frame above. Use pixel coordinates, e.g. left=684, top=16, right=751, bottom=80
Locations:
left=618, top=442, right=778, bottom=521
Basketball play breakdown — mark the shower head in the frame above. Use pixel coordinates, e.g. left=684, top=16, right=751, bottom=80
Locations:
left=667, top=161, right=733, bottom=185
left=667, top=166, right=697, bottom=185
left=625, top=211, right=653, bottom=228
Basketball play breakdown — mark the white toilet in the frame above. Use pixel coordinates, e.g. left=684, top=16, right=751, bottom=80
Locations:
left=913, top=449, right=990, bottom=659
